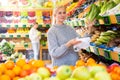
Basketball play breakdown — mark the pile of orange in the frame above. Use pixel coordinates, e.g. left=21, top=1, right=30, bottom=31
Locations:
left=0, top=59, right=45, bottom=80
left=75, top=58, right=97, bottom=67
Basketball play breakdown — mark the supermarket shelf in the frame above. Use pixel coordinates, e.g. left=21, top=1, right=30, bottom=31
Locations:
left=0, top=7, right=53, bottom=11
left=65, top=14, right=120, bottom=27
left=88, top=46, right=120, bottom=63
left=14, top=44, right=32, bottom=52
left=0, top=24, right=51, bottom=28
left=0, top=33, right=29, bottom=38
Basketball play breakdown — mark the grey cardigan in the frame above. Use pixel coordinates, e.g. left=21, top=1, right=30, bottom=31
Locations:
left=47, top=24, right=79, bottom=67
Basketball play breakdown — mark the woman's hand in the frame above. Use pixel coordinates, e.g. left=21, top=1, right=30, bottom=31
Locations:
left=65, top=38, right=81, bottom=48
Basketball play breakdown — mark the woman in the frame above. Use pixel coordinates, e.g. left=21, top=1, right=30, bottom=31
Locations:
left=47, top=6, right=83, bottom=67
left=29, top=22, right=41, bottom=60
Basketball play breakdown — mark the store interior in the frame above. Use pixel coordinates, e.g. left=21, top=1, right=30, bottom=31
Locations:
left=0, top=0, right=120, bottom=80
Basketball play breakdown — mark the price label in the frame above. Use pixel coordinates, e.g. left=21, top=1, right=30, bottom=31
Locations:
left=15, top=25, right=18, bottom=28
left=115, top=14, right=120, bottom=24
left=22, top=25, right=26, bottom=28
left=103, top=16, right=111, bottom=25
left=9, top=35, right=13, bottom=38
left=17, top=35, right=21, bottom=38
left=93, top=47, right=99, bottom=55
left=94, top=20, right=99, bottom=26
left=118, top=54, right=120, bottom=62
left=81, top=20, right=85, bottom=26
left=104, top=50, right=111, bottom=60
left=1, top=35, right=5, bottom=38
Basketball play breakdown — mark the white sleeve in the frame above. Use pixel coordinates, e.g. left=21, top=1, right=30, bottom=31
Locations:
left=29, top=29, right=38, bottom=41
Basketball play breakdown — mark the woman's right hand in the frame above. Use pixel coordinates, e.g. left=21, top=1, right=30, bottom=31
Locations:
left=65, top=38, right=81, bottom=48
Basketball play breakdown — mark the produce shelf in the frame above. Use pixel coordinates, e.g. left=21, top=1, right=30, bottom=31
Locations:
left=65, top=14, right=120, bottom=27
left=0, top=33, right=29, bottom=38
left=88, top=46, right=120, bottom=63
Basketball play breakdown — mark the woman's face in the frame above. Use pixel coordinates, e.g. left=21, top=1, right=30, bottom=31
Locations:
left=55, top=7, right=66, bottom=23
left=34, top=24, right=38, bottom=28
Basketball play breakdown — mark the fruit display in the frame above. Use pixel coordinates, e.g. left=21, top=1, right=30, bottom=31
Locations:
left=16, top=28, right=29, bottom=33
left=16, top=59, right=113, bottom=80
left=91, top=30, right=118, bottom=46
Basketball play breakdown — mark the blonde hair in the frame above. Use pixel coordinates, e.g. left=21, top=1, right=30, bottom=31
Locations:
left=52, top=6, right=66, bottom=25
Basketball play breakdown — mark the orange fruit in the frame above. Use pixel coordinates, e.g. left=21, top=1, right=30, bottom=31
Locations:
left=0, top=74, right=11, bottom=80
left=28, top=59, right=35, bottom=65
left=13, top=76, right=20, bottom=80
left=75, top=60, right=85, bottom=66
left=87, top=58, right=96, bottom=64
left=22, top=64, right=31, bottom=70
left=110, top=72, right=119, bottom=80
left=5, top=70, right=15, bottom=79
left=19, top=70, right=28, bottom=77
left=32, top=60, right=45, bottom=68
left=12, top=66, right=22, bottom=76
left=70, top=65, right=75, bottom=71
left=0, top=63, right=7, bottom=74
left=5, top=60, right=15, bottom=70
left=16, top=59, right=26, bottom=68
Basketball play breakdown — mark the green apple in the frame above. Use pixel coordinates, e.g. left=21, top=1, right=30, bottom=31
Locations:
left=37, top=67, right=51, bottom=79
left=25, top=76, right=31, bottom=80
left=94, top=71, right=111, bottom=80
left=89, top=78, right=95, bottom=80
left=56, top=65, right=72, bottom=80
left=65, top=77, right=78, bottom=80
left=30, top=73, right=42, bottom=80
left=89, top=66, right=106, bottom=77
left=71, top=66, right=91, bottom=80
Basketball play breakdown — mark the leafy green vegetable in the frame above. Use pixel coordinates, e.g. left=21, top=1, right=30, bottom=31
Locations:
left=0, top=42, right=15, bottom=56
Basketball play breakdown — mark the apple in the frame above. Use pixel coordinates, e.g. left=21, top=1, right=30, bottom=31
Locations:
left=108, top=63, right=119, bottom=71
left=89, top=66, right=106, bottom=77
left=18, top=78, right=26, bottom=80
left=30, top=73, right=42, bottom=80
left=71, top=66, right=91, bottom=80
left=56, top=65, right=72, bottom=80
left=24, top=76, right=31, bottom=80
left=94, top=71, right=111, bottom=80
left=89, top=78, right=95, bottom=80
left=65, top=77, right=78, bottom=80
left=37, top=67, right=51, bottom=79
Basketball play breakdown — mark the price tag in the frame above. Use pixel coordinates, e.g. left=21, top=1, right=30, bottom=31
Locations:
left=1, top=35, right=5, bottom=38
left=104, top=49, right=111, bottom=60
left=115, top=14, right=120, bottom=24
left=103, top=16, right=111, bottom=25
left=22, top=25, right=26, bottom=28
left=17, top=35, right=21, bottom=38
left=86, top=47, right=90, bottom=52
left=118, top=54, right=120, bottom=62
left=93, top=47, right=99, bottom=55
left=15, top=25, right=18, bottom=28
left=38, top=24, right=42, bottom=28
left=94, top=20, right=99, bottom=26
left=25, top=35, right=29, bottom=38
left=81, top=20, right=85, bottom=26
left=7, top=25, right=10, bottom=28
left=46, top=24, right=50, bottom=28
left=9, top=35, right=13, bottom=38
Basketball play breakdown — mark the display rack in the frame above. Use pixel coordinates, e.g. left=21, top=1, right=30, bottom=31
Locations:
left=0, top=7, right=52, bottom=62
